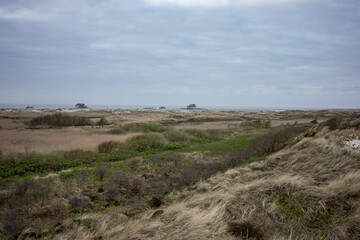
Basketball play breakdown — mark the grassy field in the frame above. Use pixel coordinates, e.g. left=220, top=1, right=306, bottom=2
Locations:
left=0, top=109, right=359, bottom=239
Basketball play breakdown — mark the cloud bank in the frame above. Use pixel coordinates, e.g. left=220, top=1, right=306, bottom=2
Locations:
left=145, top=0, right=309, bottom=7
left=0, top=0, right=359, bottom=108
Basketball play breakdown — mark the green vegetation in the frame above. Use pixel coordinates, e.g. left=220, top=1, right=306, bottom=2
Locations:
left=126, top=133, right=167, bottom=152
left=96, top=117, right=110, bottom=126
left=0, top=120, right=311, bottom=239
left=163, top=130, right=190, bottom=142
left=124, top=122, right=168, bottom=132
left=98, top=141, right=126, bottom=153
left=241, top=120, right=271, bottom=128
left=107, top=127, right=127, bottom=134
left=28, top=113, right=91, bottom=127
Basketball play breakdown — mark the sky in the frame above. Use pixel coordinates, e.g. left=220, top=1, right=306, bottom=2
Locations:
left=0, top=0, right=359, bottom=108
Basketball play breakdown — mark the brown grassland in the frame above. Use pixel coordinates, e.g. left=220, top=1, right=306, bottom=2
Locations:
left=0, top=108, right=359, bottom=239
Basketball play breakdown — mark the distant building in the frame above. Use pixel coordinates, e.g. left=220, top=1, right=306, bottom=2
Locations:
left=187, top=104, right=196, bottom=109
left=75, top=103, right=88, bottom=109
left=159, top=106, right=166, bottom=109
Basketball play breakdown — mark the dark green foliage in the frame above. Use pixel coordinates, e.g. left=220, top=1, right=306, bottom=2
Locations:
left=28, top=113, right=91, bottom=127
left=126, top=133, right=167, bottom=152
left=0, top=152, right=64, bottom=178
left=0, top=152, right=97, bottom=179
left=245, top=126, right=307, bottom=157
left=165, top=142, right=186, bottom=150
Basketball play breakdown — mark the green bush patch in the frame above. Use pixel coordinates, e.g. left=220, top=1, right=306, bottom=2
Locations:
left=126, top=133, right=168, bottom=152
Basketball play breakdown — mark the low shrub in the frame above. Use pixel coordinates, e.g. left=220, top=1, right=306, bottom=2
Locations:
left=310, top=119, right=318, bottom=124
left=128, top=156, right=143, bottom=171
left=15, top=179, right=34, bottom=196
left=163, top=130, right=189, bottom=142
left=128, top=175, right=146, bottom=194
left=165, top=142, right=185, bottom=150
left=2, top=210, right=25, bottom=237
left=205, top=129, right=226, bottom=140
left=94, top=166, right=108, bottom=181
left=147, top=177, right=170, bottom=195
left=68, top=195, right=90, bottom=213
left=184, top=129, right=210, bottom=139
left=64, top=149, right=94, bottom=160
left=105, top=183, right=118, bottom=199
left=108, top=127, right=127, bottom=134
left=28, top=113, right=91, bottom=127
left=122, top=122, right=168, bottom=133
left=96, top=117, right=110, bottom=126
left=148, top=152, right=186, bottom=168
left=110, top=171, right=128, bottom=187
left=241, top=120, right=271, bottom=129
left=98, top=141, right=125, bottom=153
left=126, top=133, right=167, bottom=152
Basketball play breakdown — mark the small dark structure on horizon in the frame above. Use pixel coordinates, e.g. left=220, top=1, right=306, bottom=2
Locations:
left=187, top=104, right=196, bottom=109
left=26, top=105, right=34, bottom=109
left=75, top=103, right=88, bottom=109
left=159, top=106, right=166, bottom=109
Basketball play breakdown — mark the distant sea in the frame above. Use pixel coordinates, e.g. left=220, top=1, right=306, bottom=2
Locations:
left=0, top=103, right=323, bottom=112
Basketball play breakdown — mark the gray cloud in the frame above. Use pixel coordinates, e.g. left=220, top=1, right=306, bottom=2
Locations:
left=0, top=0, right=359, bottom=108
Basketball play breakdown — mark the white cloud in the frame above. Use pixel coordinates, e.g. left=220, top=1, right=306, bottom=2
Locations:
left=146, top=0, right=229, bottom=7
left=0, top=8, right=52, bottom=21
left=145, top=0, right=309, bottom=7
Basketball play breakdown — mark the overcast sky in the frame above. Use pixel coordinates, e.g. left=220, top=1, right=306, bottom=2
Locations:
left=0, top=0, right=359, bottom=108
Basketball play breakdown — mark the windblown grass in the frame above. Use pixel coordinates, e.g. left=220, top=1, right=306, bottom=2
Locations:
left=53, top=118, right=360, bottom=239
